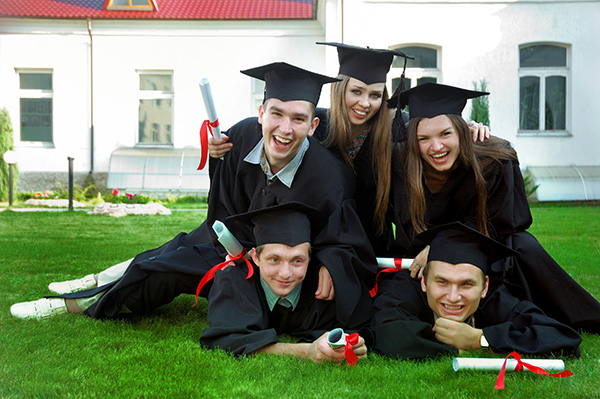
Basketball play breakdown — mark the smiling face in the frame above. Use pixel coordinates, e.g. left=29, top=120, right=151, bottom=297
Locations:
left=417, top=115, right=461, bottom=175
left=253, top=242, right=311, bottom=297
left=344, top=77, right=385, bottom=129
left=258, top=98, right=319, bottom=174
left=421, top=260, right=489, bottom=323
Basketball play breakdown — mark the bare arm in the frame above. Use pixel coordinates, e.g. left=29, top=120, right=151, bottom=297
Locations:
left=255, top=332, right=367, bottom=363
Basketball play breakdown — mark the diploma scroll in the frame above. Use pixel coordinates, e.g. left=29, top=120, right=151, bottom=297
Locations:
left=199, top=78, right=221, bottom=140
left=327, top=328, right=346, bottom=349
left=212, top=220, right=245, bottom=258
left=452, top=357, right=566, bottom=373
left=376, top=258, right=414, bottom=269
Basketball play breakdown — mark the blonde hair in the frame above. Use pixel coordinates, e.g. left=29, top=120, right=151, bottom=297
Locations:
left=325, top=75, right=392, bottom=235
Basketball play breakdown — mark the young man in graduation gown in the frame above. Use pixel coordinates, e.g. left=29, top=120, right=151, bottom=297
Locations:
left=200, top=202, right=368, bottom=362
left=11, top=63, right=377, bottom=329
left=368, top=222, right=582, bottom=359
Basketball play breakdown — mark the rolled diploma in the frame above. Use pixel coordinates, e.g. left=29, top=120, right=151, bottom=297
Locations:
left=376, top=258, right=414, bottom=269
left=212, top=220, right=244, bottom=257
left=199, top=78, right=222, bottom=139
left=327, top=328, right=346, bottom=349
left=452, top=357, right=565, bottom=372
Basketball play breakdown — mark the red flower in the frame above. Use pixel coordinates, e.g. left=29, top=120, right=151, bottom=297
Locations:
left=112, top=188, right=119, bottom=196
left=125, top=193, right=134, bottom=200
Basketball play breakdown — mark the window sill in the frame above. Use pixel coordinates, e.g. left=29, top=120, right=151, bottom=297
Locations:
left=517, top=131, right=572, bottom=138
left=16, top=141, right=55, bottom=148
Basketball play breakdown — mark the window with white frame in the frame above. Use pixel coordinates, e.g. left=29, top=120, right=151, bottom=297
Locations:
left=137, top=71, right=173, bottom=145
left=18, top=70, right=53, bottom=143
left=390, top=45, right=440, bottom=93
left=519, top=43, right=569, bottom=135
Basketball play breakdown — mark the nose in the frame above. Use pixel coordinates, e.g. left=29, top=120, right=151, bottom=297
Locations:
left=431, top=138, right=444, bottom=152
left=358, top=94, right=370, bottom=108
left=447, top=285, right=461, bottom=302
left=279, top=117, right=293, bottom=134
left=279, top=263, right=292, bottom=280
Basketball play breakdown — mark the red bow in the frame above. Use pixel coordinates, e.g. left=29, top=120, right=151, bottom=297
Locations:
left=344, top=333, right=360, bottom=366
left=193, top=250, right=253, bottom=306
left=495, top=352, right=573, bottom=390
left=197, top=119, right=220, bottom=170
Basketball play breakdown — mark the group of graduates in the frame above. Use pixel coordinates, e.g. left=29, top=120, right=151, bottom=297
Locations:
left=10, top=42, right=600, bottom=363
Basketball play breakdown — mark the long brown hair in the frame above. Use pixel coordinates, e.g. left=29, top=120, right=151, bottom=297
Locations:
left=403, top=114, right=517, bottom=236
left=325, top=75, right=392, bottom=235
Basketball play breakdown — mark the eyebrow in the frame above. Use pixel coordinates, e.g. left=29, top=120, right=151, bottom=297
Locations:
left=268, top=105, right=309, bottom=119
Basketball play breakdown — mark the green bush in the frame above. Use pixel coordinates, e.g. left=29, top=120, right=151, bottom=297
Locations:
left=166, top=194, right=208, bottom=204
left=0, top=108, right=18, bottom=202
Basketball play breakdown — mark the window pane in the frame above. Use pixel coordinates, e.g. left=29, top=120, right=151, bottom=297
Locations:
left=140, top=74, right=172, bottom=91
left=520, top=45, right=566, bottom=68
left=20, top=73, right=52, bottom=90
left=417, top=77, right=437, bottom=86
left=138, top=99, right=173, bottom=144
left=545, top=76, right=566, bottom=130
left=393, top=47, right=437, bottom=68
left=20, top=98, right=53, bottom=141
left=391, top=77, right=410, bottom=94
left=519, top=76, right=540, bottom=130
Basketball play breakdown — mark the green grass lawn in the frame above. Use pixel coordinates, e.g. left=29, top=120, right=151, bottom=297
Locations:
left=1, top=206, right=599, bottom=398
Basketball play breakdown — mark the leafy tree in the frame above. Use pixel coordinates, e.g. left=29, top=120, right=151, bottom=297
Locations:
left=0, top=108, right=19, bottom=202
left=470, top=79, right=490, bottom=127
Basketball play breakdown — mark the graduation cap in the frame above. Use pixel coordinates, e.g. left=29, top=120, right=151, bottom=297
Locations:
left=389, top=82, right=489, bottom=120
left=317, top=42, right=412, bottom=85
left=226, top=202, right=324, bottom=248
left=415, top=222, right=519, bottom=274
left=241, top=62, right=340, bottom=106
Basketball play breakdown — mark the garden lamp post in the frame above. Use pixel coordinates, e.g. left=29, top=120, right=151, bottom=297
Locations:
left=67, top=156, right=74, bottom=211
left=3, top=150, right=18, bottom=207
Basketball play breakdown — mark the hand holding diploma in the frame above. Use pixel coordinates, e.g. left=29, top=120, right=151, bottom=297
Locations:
left=198, top=78, right=222, bottom=170
left=326, top=328, right=364, bottom=366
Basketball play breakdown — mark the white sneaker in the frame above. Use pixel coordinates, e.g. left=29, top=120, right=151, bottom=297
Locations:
left=48, top=274, right=97, bottom=294
left=10, top=298, right=68, bottom=320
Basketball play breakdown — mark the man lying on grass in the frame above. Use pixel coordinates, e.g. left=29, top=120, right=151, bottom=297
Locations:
left=368, top=222, right=581, bottom=359
left=198, top=202, right=367, bottom=362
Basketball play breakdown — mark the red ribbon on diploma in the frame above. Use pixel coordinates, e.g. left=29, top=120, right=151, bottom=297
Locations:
left=344, top=333, right=360, bottom=366
left=369, top=267, right=399, bottom=298
left=494, top=352, right=573, bottom=390
left=194, top=250, right=254, bottom=306
left=197, top=119, right=220, bottom=170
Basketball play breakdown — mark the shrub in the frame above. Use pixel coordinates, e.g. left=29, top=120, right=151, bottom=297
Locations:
left=470, top=79, right=490, bottom=127
left=0, top=108, right=18, bottom=202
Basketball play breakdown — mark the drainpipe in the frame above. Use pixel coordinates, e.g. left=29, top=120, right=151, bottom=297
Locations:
left=87, top=18, right=95, bottom=175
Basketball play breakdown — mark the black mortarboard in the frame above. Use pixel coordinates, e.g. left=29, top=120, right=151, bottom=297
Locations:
left=317, top=42, right=412, bottom=85
left=415, top=222, right=519, bottom=274
left=241, top=62, right=340, bottom=106
left=226, top=202, right=324, bottom=248
left=388, top=82, right=489, bottom=120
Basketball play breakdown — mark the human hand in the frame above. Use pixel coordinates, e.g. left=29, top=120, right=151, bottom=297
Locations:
left=433, top=317, right=482, bottom=350
left=315, top=265, right=335, bottom=300
left=309, top=332, right=367, bottom=363
left=468, top=121, right=491, bottom=142
left=409, top=245, right=430, bottom=278
left=208, top=134, right=233, bottom=158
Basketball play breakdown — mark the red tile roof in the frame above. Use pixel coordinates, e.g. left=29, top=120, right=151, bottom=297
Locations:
left=0, top=0, right=315, bottom=20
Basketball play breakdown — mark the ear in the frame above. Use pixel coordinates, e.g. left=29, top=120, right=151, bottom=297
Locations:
left=420, top=275, right=427, bottom=293
left=481, top=275, right=490, bottom=298
left=258, top=104, right=265, bottom=125
left=250, top=248, right=259, bottom=265
left=307, top=116, right=319, bottom=137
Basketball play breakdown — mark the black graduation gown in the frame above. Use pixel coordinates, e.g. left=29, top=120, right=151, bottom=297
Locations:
left=390, top=153, right=600, bottom=334
left=313, top=108, right=393, bottom=255
left=200, top=261, right=364, bottom=356
left=82, top=117, right=376, bottom=326
left=369, top=270, right=581, bottom=359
